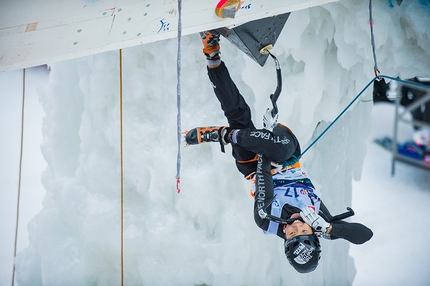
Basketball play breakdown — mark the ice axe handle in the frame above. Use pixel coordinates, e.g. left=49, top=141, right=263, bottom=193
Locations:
left=330, top=207, right=355, bottom=222
left=269, top=53, right=282, bottom=117
left=270, top=94, right=278, bottom=117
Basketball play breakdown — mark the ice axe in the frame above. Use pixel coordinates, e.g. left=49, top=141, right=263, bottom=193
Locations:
left=260, top=44, right=282, bottom=118
left=259, top=205, right=355, bottom=225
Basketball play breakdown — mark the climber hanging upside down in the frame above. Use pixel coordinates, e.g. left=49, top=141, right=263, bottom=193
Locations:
left=185, top=30, right=373, bottom=273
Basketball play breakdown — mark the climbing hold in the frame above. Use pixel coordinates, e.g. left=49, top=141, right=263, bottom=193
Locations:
left=259, top=44, right=273, bottom=55
left=215, top=0, right=241, bottom=19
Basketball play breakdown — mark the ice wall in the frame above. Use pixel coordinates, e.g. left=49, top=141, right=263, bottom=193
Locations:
left=15, top=0, right=430, bottom=285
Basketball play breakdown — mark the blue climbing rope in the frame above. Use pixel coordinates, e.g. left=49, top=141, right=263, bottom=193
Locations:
left=298, top=76, right=377, bottom=158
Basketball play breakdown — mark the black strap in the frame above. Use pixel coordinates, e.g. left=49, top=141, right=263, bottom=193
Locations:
left=273, top=178, right=315, bottom=189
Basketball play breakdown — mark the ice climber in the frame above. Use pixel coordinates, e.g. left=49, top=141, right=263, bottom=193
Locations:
left=185, top=30, right=373, bottom=274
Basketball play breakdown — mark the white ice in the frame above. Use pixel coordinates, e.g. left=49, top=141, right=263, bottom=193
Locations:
left=1, top=0, right=430, bottom=285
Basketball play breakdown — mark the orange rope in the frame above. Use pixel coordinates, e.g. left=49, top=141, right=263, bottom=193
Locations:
left=119, top=49, right=124, bottom=286
left=12, top=68, right=26, bottom=286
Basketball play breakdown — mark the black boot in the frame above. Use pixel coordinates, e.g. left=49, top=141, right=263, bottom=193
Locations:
left=185, top=126, right=229, bottom=152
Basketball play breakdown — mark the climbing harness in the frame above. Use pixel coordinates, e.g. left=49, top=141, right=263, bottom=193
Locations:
left=176, top=0, right=183, bottom=193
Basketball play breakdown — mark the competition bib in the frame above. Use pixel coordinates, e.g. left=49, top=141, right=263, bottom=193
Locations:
left=265, top=168, right=321, bottom=235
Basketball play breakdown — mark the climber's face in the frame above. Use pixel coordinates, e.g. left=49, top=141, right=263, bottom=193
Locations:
left=284, top=213, right=313, bottom=240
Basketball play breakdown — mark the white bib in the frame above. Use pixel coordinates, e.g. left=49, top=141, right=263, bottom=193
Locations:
left=265, top=168, right=321, bottom=235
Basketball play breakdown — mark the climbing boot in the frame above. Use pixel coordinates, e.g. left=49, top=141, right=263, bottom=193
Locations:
left=200, top=30, right=221, bottom=60
left=185, top=126, right=228, bottom=152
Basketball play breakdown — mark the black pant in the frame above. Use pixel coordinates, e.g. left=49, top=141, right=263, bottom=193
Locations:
left=207, top=62, right=301, bottom=177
